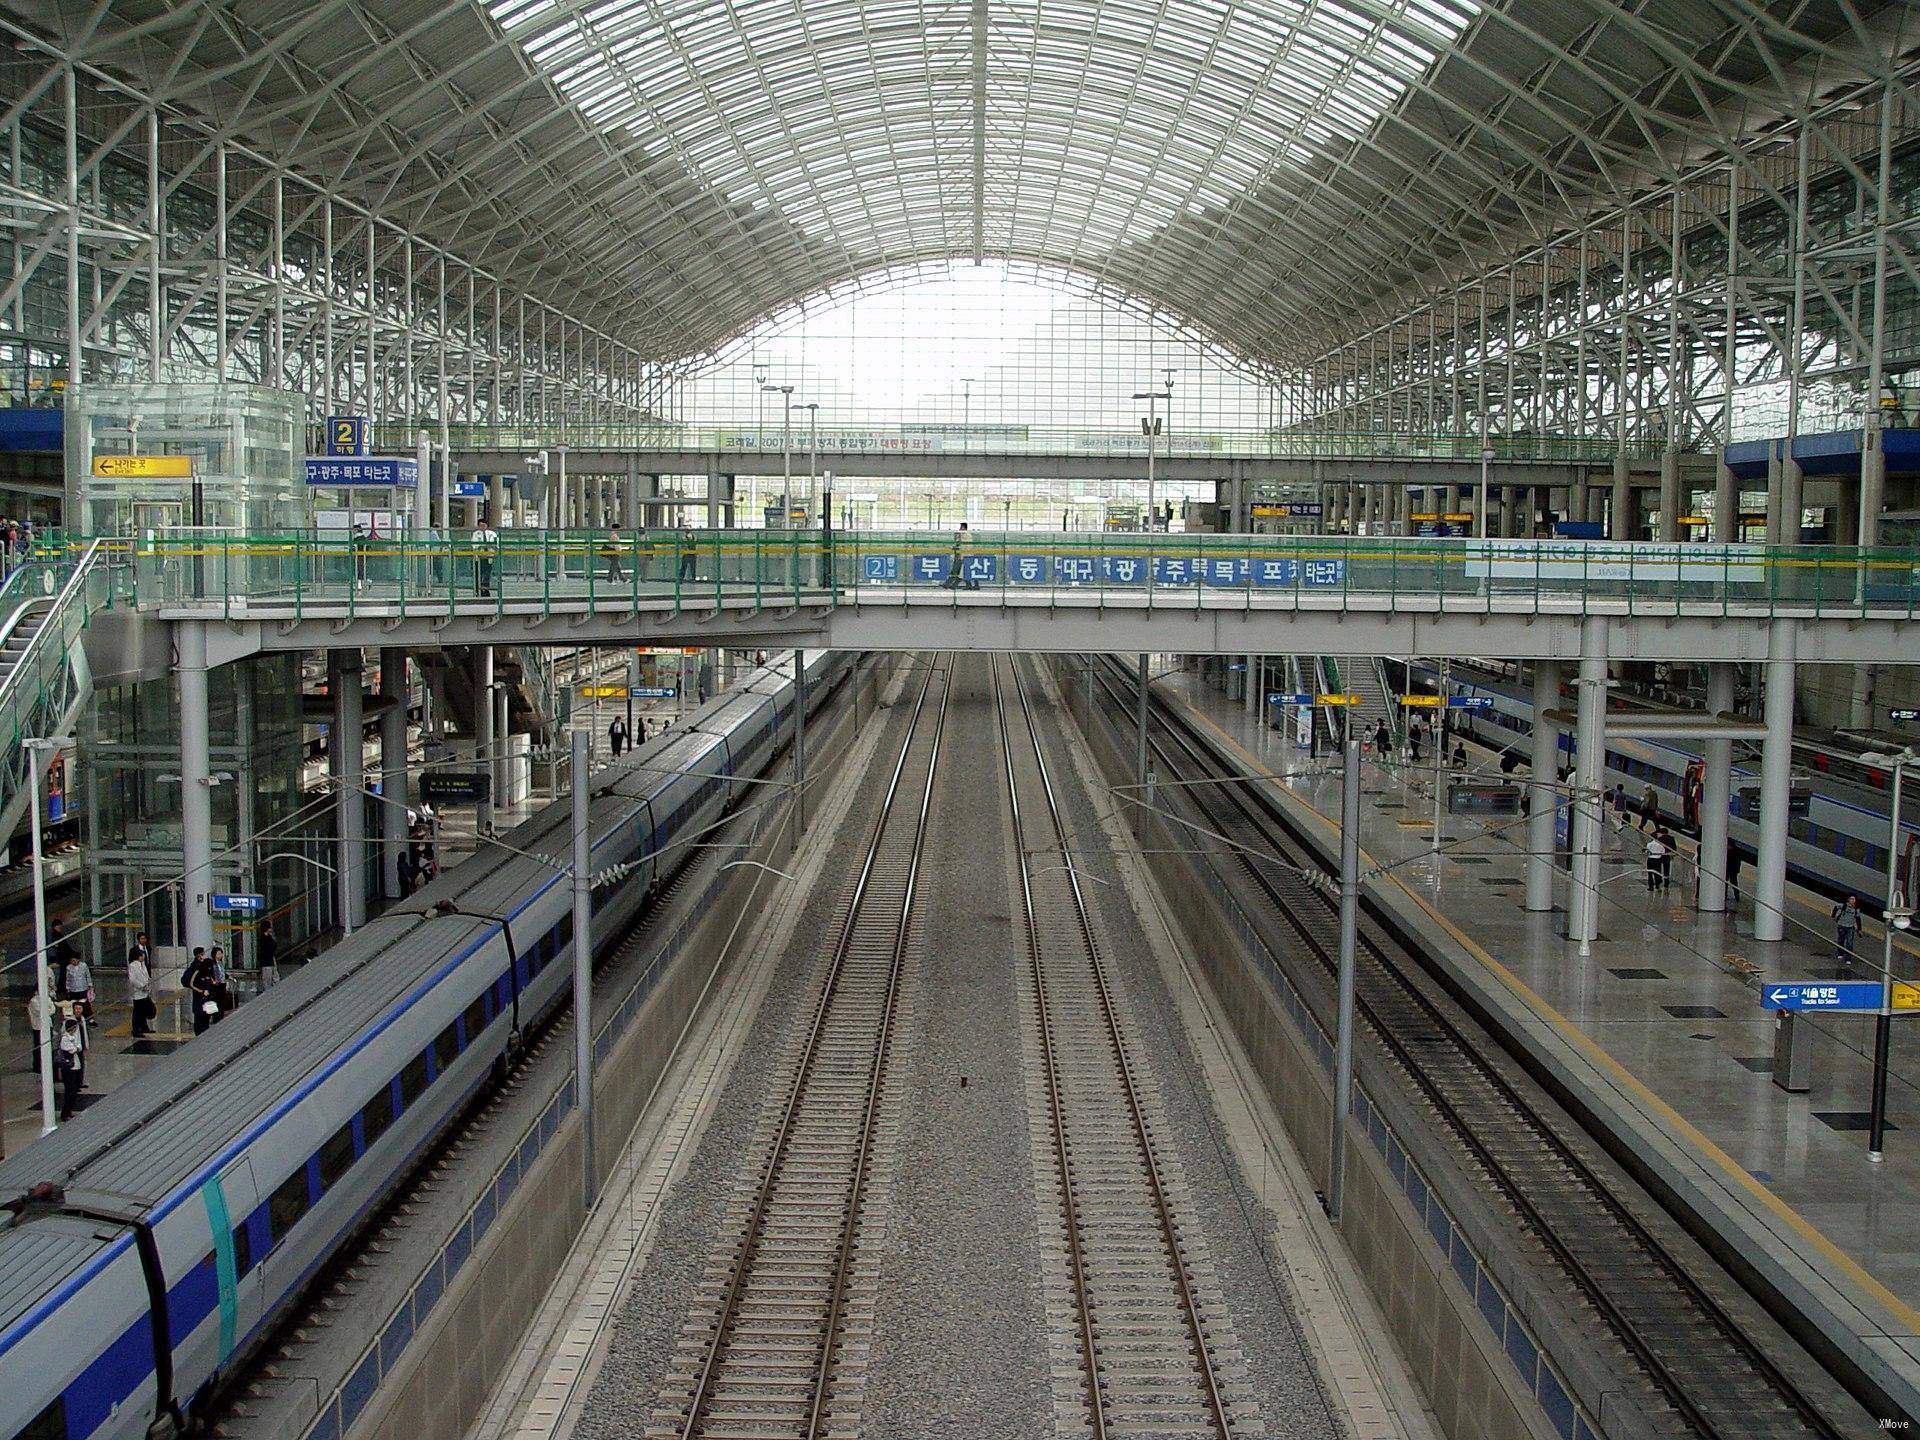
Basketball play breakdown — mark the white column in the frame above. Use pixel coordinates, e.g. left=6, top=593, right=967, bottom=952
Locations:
left=1525, top=659, right=1561, bottom=912
left=331, top=650, right=367, bottom=931
left=1571, top=619, right=1609, bottom=944
left=1698, top=663, right=1735, bottom=914
left=179, top=623, right=216, bottom=956
left=476, top=646, right=496, bottom=837
left=624, top=454, right=641, bottom=530
left=380, top=648, right=408, bottom=899
left=1753, top=620, right=1797, bottom=942
left=1658, top=449, right=1681, bottom=541
left=1779, top=452, right=1804, bottom=546
left=1610, top=454, right=1632, bottom=539
left=1714, top=458, right=1739, bottom=543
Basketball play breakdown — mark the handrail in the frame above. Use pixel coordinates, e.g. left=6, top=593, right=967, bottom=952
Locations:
left=0, top=541, right=103, bottom=716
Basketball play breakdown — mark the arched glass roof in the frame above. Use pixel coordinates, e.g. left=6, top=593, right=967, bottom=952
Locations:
left=58, top=0, right=1901, bottom=364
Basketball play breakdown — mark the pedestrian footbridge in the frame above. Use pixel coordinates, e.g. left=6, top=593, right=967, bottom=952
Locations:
left=87, top=529, right=1920, bottom=668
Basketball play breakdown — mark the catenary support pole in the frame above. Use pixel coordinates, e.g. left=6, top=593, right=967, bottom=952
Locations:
left=1136, top=653, right=1150, bottom=830
left=793, top=649, right=808, bottom=835
left=1525, top=660, right=1561, bottom=912
left=1571, top=620, right=1609, bottom=947
left=1698, top=663, right=1735, bottom=914
left=180, top=623, right=216, bottom=956
left=380, top=648, right=408, bottom=899
left=29, top=743, right=57, bottom=1133
left=1754, top=619, right=1797, bottom=942
left=1328, top=733, right=1361, bottom=1221
left=571, top=726, right=595, bottom=1203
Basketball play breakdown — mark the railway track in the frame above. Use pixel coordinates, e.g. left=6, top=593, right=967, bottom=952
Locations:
left=1090, top=657, right=1857, bottom=1440
left=650, top=658, right=949, bottom=1439
left=997, top=656, right=1255, bottom=1440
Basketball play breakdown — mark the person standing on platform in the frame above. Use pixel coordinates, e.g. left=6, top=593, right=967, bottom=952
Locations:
left=605, top=527, right=625, bottom=585
left=1407, top=716, right=1425, bottom=763
left=208, top=944, right=232, bottom=1020
left=185, top=947, right=216, bottom=1034
left=678, top=526, right=699, bottom=584
left=55, top=1010, right=85, bottom=1121
left=472, top=514, right=499, bottom=597
left=1834, top=895, right=1862, bottom=970
left=397, top=848, right=417, bottom=895
left=1654, top=824, right=1676, bottom=892
left=55, top=922, right=91, bottom=1026
left=609, top=715, right=629, bottom=758
left=1644, top=829, right=1667, bottom=894
left=1373, top=719, right=1391, bottom=758
left=1638, top=783, right=1659, bottom=831
left=127, top=933, right=155, bottom=1037
left=258, top=919, right=279, bottom=978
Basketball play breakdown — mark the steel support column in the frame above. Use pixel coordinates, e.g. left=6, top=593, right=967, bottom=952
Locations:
left=1571, top=624, right=1608, bottom=944
left=179, top=623, right=215, bottom=956
left=331, top=650, right=366, bottom=931
left=380, top=648, right=408, bottom=899
left=1754, top=620, right=1798, bottom=943
left=1698, top=663, right=1735, bottom=915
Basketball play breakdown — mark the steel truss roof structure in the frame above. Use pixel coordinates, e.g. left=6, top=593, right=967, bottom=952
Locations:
left=9, top=0, right=1914, bottom=371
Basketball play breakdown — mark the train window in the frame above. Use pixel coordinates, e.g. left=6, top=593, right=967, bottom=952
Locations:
left=232, top=1220, right=252, bottom=1277
left=268, top=1167, right=309, bottom=1245
left=361, top=1084, right=396, bottom=1149
left=1842, top=834, right=1870, bottom=865
left=463, top=996, right=487, bottom=1045
left=400, top=1052, right=430, bottom=1107
left=14, top=1398, right=65, bottom=1440
left=435, top=1022, right=460, bottom=1073
left=318, top=1123, right=355, bottom=1191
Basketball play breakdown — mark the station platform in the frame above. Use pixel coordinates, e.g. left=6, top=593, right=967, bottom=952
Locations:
left=1155, top=663, right=1920, bottom=1320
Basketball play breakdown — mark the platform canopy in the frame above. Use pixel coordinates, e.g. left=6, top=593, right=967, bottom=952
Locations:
left=36, top=0, right=1903, bottom=363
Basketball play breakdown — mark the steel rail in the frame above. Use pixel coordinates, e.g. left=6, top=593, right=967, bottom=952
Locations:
left=997, top=654, right=1235, bottom=1440
left=675, top=656, right=949, bottom=1440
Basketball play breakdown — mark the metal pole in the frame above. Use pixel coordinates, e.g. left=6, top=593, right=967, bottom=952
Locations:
left=1754, top=620, right=1797, bottom=942
left=793, top=650, right=808, bottom=835
left=1135, top=653, right=1150, bottom=830
left=1698, top=664, right=1734, bottom=913
left=1572, top=619, right=1609, bottom=950
left=571, top=727, right=595, bottom=1203
left=380, top=648, right=408, bottom=899
left=1431, top=659, right=1447, bottom=854
left=180, top=623, right=216, bottom=955
left=29, top=742, right=56, bottom=1134
left=1868, top=757, right=1904, bottom=1161
left=1329, top=734, right=1361, bottom=1220
left=1477, top=448, right=1491, bottom=540
left=1146, top=398, right=1156, bottom=530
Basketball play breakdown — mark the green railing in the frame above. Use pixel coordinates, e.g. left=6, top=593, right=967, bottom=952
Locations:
left=363, top=420, right=1666, bottom=465
left=113, top=528, right=1920, bottom=624
left=0, top=539, right=111, bottom=837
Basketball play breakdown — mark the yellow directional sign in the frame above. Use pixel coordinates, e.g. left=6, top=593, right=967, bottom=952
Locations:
left=1443, top=512, right=1473, bottom=523
left=1410, top=512, right=1440, bottom=522
left=578, top=685, right=627, bottom=698
left=1895, top=982, right=1920, bottom=1012
left=1315, top=693, right=1361, bottom=706
left=1678, top=514, right=1710, bottom=526
left=92, top=453, right=192, bottom=479
left=1399, top=694, right=1443, bottom=708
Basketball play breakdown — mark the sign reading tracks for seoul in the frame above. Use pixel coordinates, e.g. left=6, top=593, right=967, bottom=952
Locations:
left=1762, top=981, right=1920, bottom=1012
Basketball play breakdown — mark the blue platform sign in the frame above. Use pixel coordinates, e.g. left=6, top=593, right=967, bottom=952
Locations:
left=1762, top=981, right=1884, bottom=1012
left=305, top=457, right=418, bottom=488
left=1007, top=555, right=1048, bottom=584
left=1267, top=692, right=1313, bottom=707
left=210, top=893, right=266, bottom=915
left=911, top=553, right=951, bottom=583
left=451, top=478, right=487, bottom=499
left=1891, top=707, right=1920, bottom=723
left=864, top=554, right=898, bottom=581
left=1448, top=695, right=1495, bottom=710
left=629, top=685, right=677, bottom=699
left=324, top=415, right=369, bottom=457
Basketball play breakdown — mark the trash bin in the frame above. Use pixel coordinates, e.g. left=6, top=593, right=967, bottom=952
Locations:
left=1771, top=1011, right=1812, bottom=1093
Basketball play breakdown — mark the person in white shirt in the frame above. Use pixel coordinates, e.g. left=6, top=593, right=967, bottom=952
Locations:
left=55, top=1010, right=86, bottom=1120
left=472, top=515, right=499, bottom=596
left=127, top=930, right=155, bottom=1037
left=1644, top=832, right=1667, bottom=894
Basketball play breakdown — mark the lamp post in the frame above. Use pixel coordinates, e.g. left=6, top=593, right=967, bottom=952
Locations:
left=1478, top=445, right=1495, bottom=541
left=762, top=383, right=793, bottom=526
left=25, top=736, right=69, bottom=1134
left=804, top=402, right=819, bottom=530
left=1860, top=746, right=1916, bottom=1161
left=1134, top=373, right=1173, bottom=532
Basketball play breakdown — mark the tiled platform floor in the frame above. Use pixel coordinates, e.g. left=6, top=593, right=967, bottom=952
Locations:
left=1155, top=660, right=1920, bottom=1309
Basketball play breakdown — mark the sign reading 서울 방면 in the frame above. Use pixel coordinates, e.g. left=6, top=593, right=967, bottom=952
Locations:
left=92, top=454, right=193, bottom=479
left=1465, top=539, right=1764, bottom=584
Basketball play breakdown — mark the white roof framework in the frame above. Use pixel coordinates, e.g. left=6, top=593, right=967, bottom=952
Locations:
left=20, top=0, right=1913, bottom=364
